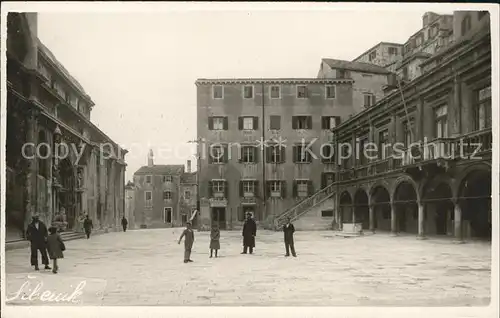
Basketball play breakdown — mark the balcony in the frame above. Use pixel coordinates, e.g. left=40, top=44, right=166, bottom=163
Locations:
left=459, top=128, right=492, bottom=158
left=209, top=197, right=227, bottom=208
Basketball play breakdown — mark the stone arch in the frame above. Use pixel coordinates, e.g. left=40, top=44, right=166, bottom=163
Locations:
left=354, top=188, right=370, bottom=229
left=339, top=191, right=354, bottom=224
left=419, top=174, right=455, bottom=202
left=391, top=174, right=420, bottom=203
left=455, top=162, right=491, bottom=196
left=456, top=165, right=491, bottom=239
left=369, top=180, right=392, bottom=201
left=370, top=184, right=391, bottom=231
left=421, top=176, right=454, bottom=236
left=392, top=177, right=419, bottom=234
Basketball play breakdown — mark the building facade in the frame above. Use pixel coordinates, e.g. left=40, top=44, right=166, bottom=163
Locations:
left=275, top=10, right=492, bottom=241
left=195, top=78, right=356, bottom=229
left=5, top=13, right=127, bottom=241
left=133, top=152, right=197, bottom=228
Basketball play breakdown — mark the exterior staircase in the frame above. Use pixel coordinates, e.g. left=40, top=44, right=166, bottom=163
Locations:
left=273, top=182, right=337, bottom=230
left=59, top=231, right=87, bottom=241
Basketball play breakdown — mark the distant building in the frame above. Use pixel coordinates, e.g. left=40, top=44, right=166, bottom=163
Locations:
left=133, top=151, right=197, bottom=228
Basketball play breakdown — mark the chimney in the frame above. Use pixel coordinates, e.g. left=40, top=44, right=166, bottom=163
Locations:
left=147, top=149, right=154, bottom=167
left=187, top=160, right=191, bottom=173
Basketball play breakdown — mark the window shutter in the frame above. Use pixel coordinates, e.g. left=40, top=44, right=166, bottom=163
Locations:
left=254, top=180, right=259, bottom=196
left=208, top=117, right=214, bottom=130
left=281, top=181, right=286, bottom=198
left=292, top=181, right=297, bottom=198
left=237, top=146, right=243, bottom=162
left=292, top=146, right=297, bottom=163
left=280, top=146, right=286, bottom=163
left=266, top=146, right=271, bottom=163
left=307, top=116, right=313, bottom=129
left=253, top=117, right=258, bottom=130
left=238, top=117, right=243, bottom=130
left=308, top=180, right=314, bottom=196
left=223, top=144, right=229, bottom=163
left=208, top=147, right=213, bottom=164
left=253, top=146, right=259, bottom=163
left=321, top=173, right=326, bottom=189
left=321, top=117, right=326, bottom=130
left=335, top=116, right=341, bottom=126
left=292, top=117, right=297, bottom=129
left=266, top=181, right=271, bottom=199
left=224, top=181, right=228, bottom=198
left=372, top=95, right=377, bottom=105
left=208, top=181, right=213, bottom=197
left=223, top=117, right=228, bottom=130
left=239, top=181, right=244, bottom=197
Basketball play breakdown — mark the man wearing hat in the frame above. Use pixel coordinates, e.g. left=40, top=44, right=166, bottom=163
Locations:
left=241, top=212, right=257, bottom=254
left=26, top=213, right=51, bottom=270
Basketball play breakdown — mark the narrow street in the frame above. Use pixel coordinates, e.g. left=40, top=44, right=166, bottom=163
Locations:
left=4, top=229, right=491, bottom=306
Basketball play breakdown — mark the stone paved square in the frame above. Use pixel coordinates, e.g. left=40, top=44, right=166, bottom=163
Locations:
left=4, top=229, right=491, bottom=306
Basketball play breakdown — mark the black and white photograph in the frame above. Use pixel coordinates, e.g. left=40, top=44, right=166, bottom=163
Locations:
left=0, top=2, right=498, bottom=318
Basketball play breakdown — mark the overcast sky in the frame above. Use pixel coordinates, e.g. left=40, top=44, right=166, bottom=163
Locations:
left=37, top=9, right=449, bottom=181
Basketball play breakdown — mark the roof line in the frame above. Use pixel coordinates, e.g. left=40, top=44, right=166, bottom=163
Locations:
left=352, top=41, right=403, bottom=62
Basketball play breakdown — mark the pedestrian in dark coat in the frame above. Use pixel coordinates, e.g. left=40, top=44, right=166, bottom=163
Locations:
left=241, top=212, right=257, bottom=254
left=47, top=226, right=65, bottom=274
left=83, top=215, right=93, bottom=239
left=121, top=216, right=128, bottom=232
left=209, top=224, right=220, bottom=258
left=26, top=214, right=51, bottom=270
left=283, top=217, right=297, bottom=257
left=178, top=222, right=195, bottom=263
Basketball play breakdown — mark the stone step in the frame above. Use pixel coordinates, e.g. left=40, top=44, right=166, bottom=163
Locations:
left=60, top=231, right=87, bottom=241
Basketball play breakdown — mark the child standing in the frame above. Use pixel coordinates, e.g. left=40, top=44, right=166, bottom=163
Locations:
left=47, top=226, right=65, bottom=274
left=209, top=224, right=220, bottom=258
left=178, top=222, right=195, bottom=263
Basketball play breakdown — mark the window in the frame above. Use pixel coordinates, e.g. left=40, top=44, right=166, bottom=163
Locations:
left=321, top=144, right=335, bottom=163
left=475, top=86, right=491, bottom=130
left=296, top=85, right=307, bottom=98
left=163, top=175, right=172, bottom=183
left=402, top=67, right=409, bottom=81
left=266, top=145, right=285, bottom=163
left=388, top=47, right=398, bottom=55
left=321, top=172, right=336, bottom=189
left=213, top=85, right=224, bottom=99
left=340, top=143, right=350, bottom=169
left=184, top=190, right=191, bottom=200
left=240, top=180, right=256, bottom=197
left=363, top=93, right=375, bottom=108
left=461, top=15, right=471, bottom=36
left=293, top=145, right=313, bottom=163
left=358, top=137, right=368, bottom=165
left=325, top=85, right=336, bottom=99
left=209, top=116, right=228, bottom=130
left=337, top=69, right=350, bottom=78
left=294, top=180, right=311, bottom=198
left=146, top=175, right=152, bottom=184
left=240, top=146, right=257, bottom=164
left=369, top=51, right=377, bottom=61
left=321, top=210, right=334, bottom=217
left=243, top=85, right=254, bottom=99
left=430, top=25, right=439, bottom=38
left=209, top=144, right=227, bottom=164
left=378, top=130, right=390, bottom=159
left=210, top=180, right=226, bottom=197
left=163, top=207, right=172, bottom=223
left=292, top=116, right=312, bottom=130
left=321, top=116, right=340, bottom=130
left=268, top=180, right=284, bottom=198
left=270, top=85, right=281, bottom=99
left=145, top=191, right=152, bottom=207
left=239, top=116, right=258, bottom=130
left=403, top=120, right=414, bottom=148
left=415, top=34, right=423, bottom=46
left=269, top=115, right=281, bottom=130
left=163, top=191, right=172, bottom=200
left=434, top=105, right=448, bottom=138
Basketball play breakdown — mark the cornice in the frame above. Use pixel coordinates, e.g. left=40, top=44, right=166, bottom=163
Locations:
left=195, top=78, right=353, bottom=86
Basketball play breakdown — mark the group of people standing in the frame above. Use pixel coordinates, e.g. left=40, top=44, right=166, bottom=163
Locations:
left=27, top=213, right=129, bottom=273
left=177, top=212, right=297, bottom=263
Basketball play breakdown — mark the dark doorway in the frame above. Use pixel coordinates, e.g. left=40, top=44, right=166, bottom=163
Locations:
left=212, top=207, right=226, bottom=230
left=181, top=214, right=187, bottom=225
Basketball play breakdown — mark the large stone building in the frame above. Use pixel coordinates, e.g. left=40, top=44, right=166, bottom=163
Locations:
left=276, top=10, right=492, bottom=241
left=5, top=13, right=127, bottom=241
left=133, top=151, right=197, bottom=228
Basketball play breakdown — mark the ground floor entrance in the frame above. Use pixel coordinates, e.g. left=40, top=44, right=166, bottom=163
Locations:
left=211, top=207, right=226, bottom=229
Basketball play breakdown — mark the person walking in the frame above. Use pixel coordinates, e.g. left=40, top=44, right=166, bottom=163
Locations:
left=47, top=226, right=65, bottom=274
left=209, top=224, right=220, bottom=258
left=83, top=215, right=93, bottom=239
left=283, top=217, right=297, bottom=257
left=178, top=222, right=195, bottom=263
left=121, top=216, right=128, bottom=232
left=26, top=213, right=51, bottom=271
left=241, top=212, right=257, bottom=254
